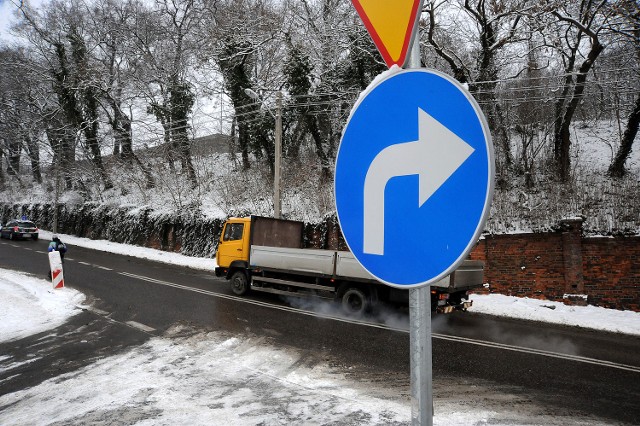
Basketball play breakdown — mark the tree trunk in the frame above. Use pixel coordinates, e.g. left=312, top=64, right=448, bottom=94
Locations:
left=111, top=101, right=155, bottom=188
left=493, top=102, right=512, bottom=169
left=238, top=121, right=251, bottom=170
left=7, top=139, right=20, bottom=176
left=62, top=132, right=75, bottom=190
left=554, top=41, right=604, bottom=181
left=112, top=101, right=131, bottom=161
left=83, top=88, right=113, bottom=190
left=158, top=118, right=176, bottom=174
left=553, top=70, right=574, bottom=180
left=476, top=17, right=512, bottom=174
left=174, top=125, right=197, bottom=188
left=305, top=114, right=330, bottom=181
left=550, top=1, right=606, bottom=182
left=0, top=148, right=5, bottom=190
left=24, top=135, right=42, bottom=184
left=608, top=92, right=640, bottom=178
left=46, top=126, right=75, bottom=191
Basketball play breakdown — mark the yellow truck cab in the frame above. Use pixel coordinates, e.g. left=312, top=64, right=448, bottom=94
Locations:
left=216, top=217, right=251, bottom=271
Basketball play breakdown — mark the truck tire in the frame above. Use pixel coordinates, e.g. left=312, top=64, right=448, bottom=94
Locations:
left=341, top=288, right=369, bottom=316
left=230, top=271, right=249, bottom=296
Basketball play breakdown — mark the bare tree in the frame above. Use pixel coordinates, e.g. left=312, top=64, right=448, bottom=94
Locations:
left=128, top=0, right=202, bottom=187
left=15, top=0, right=115, bottom=190
left=207, top=0, right=285, bottom=171
left=543, top=0, right=613, bottom=182
left=0, top=47, right=42, bottom=184
left=88, top=0, right=155, bottom=188
left=608, top=0, right=640, bottom=178
left=283, top=0, right=358, bottom=181
left=217, top=34, right=256, bottom=170
left=424, top=0, right=534, bottom=185
left=509, top=40, right=551, bottom=188
left=68, top=25, right=113, bottom=190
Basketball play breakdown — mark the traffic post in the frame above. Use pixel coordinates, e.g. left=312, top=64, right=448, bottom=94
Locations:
left=338, top=2, right=495, bottom=424
left=48, top=250, right=65, bottom=289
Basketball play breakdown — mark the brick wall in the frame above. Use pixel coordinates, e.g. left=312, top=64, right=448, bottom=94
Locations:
left=582, top=236, right=640, bottom=311
left=468, top=219, right=640, bottom=312
left=469, top=232, right=566, bottom=300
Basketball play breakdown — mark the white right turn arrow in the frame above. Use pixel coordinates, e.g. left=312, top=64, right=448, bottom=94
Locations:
left=363, top=108, right=475, bottom=255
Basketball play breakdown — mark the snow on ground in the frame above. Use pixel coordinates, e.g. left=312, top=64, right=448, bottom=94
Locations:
left=0, top=267, right=623, bottom=425
left=38, top=230, right=217, bottom=272
left=470, top=293, right=640, bottom=336
left=0, top=269, right=84, bottom=343
left=1, top=326, right=413, bottom=425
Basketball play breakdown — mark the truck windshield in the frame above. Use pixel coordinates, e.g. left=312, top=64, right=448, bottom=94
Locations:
left=223, top=223, right=244, bottom=241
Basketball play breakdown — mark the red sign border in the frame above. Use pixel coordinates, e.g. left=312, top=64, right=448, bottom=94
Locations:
left=351, top=0, right=423, bottom=68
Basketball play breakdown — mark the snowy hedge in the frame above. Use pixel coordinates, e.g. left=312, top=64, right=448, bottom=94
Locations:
left=0, top=203, right=346, bottom=257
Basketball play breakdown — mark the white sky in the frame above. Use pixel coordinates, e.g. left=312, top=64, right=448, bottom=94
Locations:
left=0, top=0, right=16, bottom=43
left=0, top=0, right=39, bottom=44
left=0, top=233, right=638, bottom=424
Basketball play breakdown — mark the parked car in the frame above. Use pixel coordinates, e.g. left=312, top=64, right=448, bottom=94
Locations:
left=0, top=220, right=39, bottom=240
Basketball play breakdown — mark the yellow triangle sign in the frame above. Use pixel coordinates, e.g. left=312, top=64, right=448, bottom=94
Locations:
left=352, top=0, right=424, bottom=68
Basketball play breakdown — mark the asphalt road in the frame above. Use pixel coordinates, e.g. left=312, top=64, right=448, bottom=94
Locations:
left=1, top=237, right=639, bottom=424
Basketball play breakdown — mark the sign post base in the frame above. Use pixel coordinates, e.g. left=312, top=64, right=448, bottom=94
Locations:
left=410, top=286, right=433, bottom=425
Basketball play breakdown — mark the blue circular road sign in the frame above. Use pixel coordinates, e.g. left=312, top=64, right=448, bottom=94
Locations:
left=334, top=68, right=494, bottom=288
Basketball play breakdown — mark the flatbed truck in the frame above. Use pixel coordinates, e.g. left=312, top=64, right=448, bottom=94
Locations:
left=214, top=215, right=484, bottom=315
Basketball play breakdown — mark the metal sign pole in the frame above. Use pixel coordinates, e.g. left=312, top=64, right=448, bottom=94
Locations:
left=407, top=28, right=433, bottom=426
left=410, top=287, right=433, bottom=425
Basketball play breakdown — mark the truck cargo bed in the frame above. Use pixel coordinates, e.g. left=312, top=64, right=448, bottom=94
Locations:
left=252, top=247, right=483, bottom=290
left=250, top=246, right=336, bottom=276
left=449, top=260, right=485, bottom=289
left=335, top=251, right=375, bottom=281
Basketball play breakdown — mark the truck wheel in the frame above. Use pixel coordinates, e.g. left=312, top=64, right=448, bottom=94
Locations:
left=341, top=288, right=369, bottom=316
left=230, top=271, right=249, bottom=296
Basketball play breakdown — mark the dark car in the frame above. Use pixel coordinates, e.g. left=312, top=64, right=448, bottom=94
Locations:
left=0, top=220, right=39, bottom=240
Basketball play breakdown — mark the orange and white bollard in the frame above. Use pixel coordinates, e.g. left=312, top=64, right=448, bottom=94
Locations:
left=48, top=250, right=65, bottom=289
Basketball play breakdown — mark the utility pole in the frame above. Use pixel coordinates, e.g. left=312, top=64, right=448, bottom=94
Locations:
left=274, top=91, right=282, bottom=219
left=53, top=152, right=60, bottom=234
